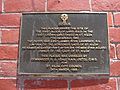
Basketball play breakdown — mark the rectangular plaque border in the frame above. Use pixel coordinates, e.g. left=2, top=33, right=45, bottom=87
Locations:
left=17, top=12, right=110, bottom=77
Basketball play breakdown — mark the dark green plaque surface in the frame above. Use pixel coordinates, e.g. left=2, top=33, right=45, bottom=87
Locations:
left=18, top=13, right=109, bottom=76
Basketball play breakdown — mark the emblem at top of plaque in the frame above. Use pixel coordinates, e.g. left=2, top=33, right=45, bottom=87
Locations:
left=58, top=14, right=71, bottom=27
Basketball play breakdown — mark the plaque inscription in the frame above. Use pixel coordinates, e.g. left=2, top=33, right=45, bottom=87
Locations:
left=18, top=13, right=109, bottom=76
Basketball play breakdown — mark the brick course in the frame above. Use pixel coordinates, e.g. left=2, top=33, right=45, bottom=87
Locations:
left=71, top=78, right=117, bottom=90
left=0, top=14, right=20, bottom=27
left=92, top=0, right=120, bottom=11
left=4, top=0, right=45, bottom=12
left=0, top=46, right=18, bottom=59
left=1, top=29, right=19, bottom=44
left=114, top=13, right=120, bottom=26
left=48, top=0, right=90, bottom=11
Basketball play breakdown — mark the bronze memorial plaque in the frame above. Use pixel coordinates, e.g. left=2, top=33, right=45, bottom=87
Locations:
left=18, top=13, right=109, bottom=77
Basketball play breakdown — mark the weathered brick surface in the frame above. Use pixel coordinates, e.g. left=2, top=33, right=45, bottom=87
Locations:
left=48, top=0, right=90, bottom=11
left=117, top=44, right=120, bottom=59
left=0, top=46, right=18, bottom=59
left=109, top=28, right=120, bottom=42
left=92, top=0, right=120, bottom=11
left=1, top=29, right=19, bottom=43
left=71, top=78, right=117, bottom=90
left=0, top=79, right=16, bottom=90
left=0, top=62, right=17, bottom=76
left=24, top=80, right=67, bottom=90
left=4, top=0, right=45, bottom=12
left=110, top=61, right=120, bottom=76
left=0, top=14, right=20, bottom=27
left=114, top=13, right=120, bottom=26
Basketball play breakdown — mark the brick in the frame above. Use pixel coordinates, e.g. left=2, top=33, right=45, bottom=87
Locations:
left=1, top=29, right=19, bottom=44
left=0, top=14, right=20, bottom=27
left=0, top=46, right=18, bottom=59
left=117, top=44, right=120, bottom=59
left=5, top=0, right=45, bottom=12
left=109, top=28, right=120, bottom=42
left=114, top=13, right=120, bottom=26
left=24, top=80, right=67, bottom=90
left=48, top=0, right=90, bottom=11
left=107, top=13, right=113, bottom=26
left=92, top=0, right=120, bottom=11
left=0, top=62, right=16, bottom=76
left=110, top=44, right=116, bottom=59
left=71, top=78, right=116, bottom=90
left=0, top=79, right=16, bottom=90
left=110, top=61, right=120, bottom=76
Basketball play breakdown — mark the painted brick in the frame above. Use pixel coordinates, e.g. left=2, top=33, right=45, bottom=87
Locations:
left=4, top=0, right=45, bottom=12
left=0, top=79, right=16, bottom=90
left=114, top=13, right=120, bottom=26
left=0, top=14, right=20, bottom=27
left=48, top=0, right=90, bottom=11
left=110, top=61, right=120, bottom=76
left=0, top=62, right=17, bottom=76
left=71, top=78, right=116, bottom=90
left=109, top=28, right=120, bottom=42
left=110, top=44, right=116, bottom=59
left=1, top=29, right=19, bottom=44
left=117, top=44, right=120, bottom=59
left=92, top=0, right=120, bottom=11
left=0, top=46, right=18, bottom=59
left=24, top=80, right=67, bottom=90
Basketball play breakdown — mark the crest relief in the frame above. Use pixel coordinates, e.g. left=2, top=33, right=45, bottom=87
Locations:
left=58, top=14, right=71, bottom=27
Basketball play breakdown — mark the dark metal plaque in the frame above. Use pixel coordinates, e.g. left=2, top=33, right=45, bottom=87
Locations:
left=18, top=13, right=109, bottom=76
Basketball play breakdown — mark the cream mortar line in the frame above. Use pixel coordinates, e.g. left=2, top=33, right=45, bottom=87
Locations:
left=45, top=0, right=47, bottom=12
left=0, top=27, right=19, bottom=28
left=114, top=44, right=118, bottom=60
left=110, top=59, right=120, bottom=62
left=0, top=12, right=22, bottom=15
left=0, top=26, right=20, bottom=28
left=111, top=12, right=114, bottom=27
left=3, top=11, right=120, bottom=14
left=110, top=60, right=120, bottom=62
left=2, top=11, right=95, bottom=14
left=0, top=76, right=119, bottom=79
left=89, top=0, right=92, bottom=12
left=2, top=0, right=5, bottom=13
left=0, top=28, right=19, bottom=31
left=36, top=11, right=91, bottom=13
left=0, top=77, right=16, bottom=79
left=10, top=11, right=92, bottom=13
left=116, top=77, right=119, bottom=90
left=113, top=12, right=120, bottom=14
left=0, top=60, right=17, bottom=63
left=1, top=11, right=120, bottom=14
left=0, top=44, right=18, bottom=46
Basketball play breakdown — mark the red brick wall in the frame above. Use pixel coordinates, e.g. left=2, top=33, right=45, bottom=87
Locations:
left=0, top=0, right=120, bottom=90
